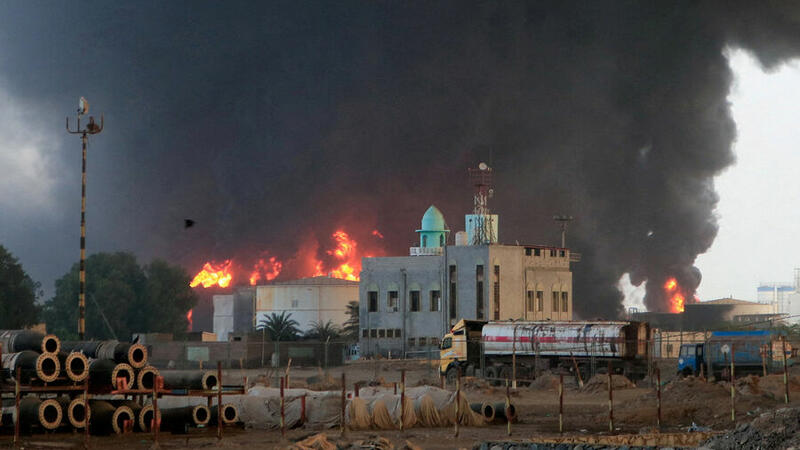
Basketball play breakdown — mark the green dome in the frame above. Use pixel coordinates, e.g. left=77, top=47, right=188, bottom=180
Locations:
left=417, top=205, right=449, bottom=232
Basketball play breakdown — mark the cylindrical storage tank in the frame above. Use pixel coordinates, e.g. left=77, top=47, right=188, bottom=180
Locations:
left=210, top=404, right=239, bottom=425
left=160, top=370, right=218, bottom=390
left=57, top=352, right=89, bottom=382
left=0, top=330, right=61, bottom=354
left=2, top=351, right=60, bottom=383
left=136, top=366, right=160, bottom=391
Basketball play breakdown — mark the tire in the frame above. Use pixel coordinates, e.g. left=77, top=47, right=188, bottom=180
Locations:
left=681, top=368, right=693, bottom=378
left=446, top=366, right=458, bottom=386
left=485, top=366, right=500, bottom=386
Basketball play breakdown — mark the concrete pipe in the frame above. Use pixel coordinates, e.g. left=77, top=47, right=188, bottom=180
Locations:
left=138, top=404, right=161, bottom=432
left=0, top=330, right=60, bottom=354
left=136, top=365, right=161, bottom=391
left=6, top=397, right=63, bottom=431
left=62, top=341, right=148, bottom=369
left=88, top=400, right=134, bottom=435
left=88, top=359, right=135, bottom=390
left=2, top=351, right=60, bottom=383
left=161, top=405, right=211, bottom=431
left=68, top=397, right=90, bottom=429
left=492, top=401, right=516, bottom=423
left=55, top=397, right=71, bottom=427
left=211, top=403, right=239, bottom=425
left=109, top=400, right=143, bottom=431
left=57, top=352, right=89, bottom=382
left=470, top=402, right=496, bottom=422
left=160, top=370, right=218, bottom=390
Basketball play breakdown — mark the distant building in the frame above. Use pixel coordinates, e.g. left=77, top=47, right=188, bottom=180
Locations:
left=633, top=297, right=786, bottom=331
left=255, top=276, right=358, bottom=333
left=359, top=204, right=574, bottom=357
left=212, top=286, right=255, bottom=341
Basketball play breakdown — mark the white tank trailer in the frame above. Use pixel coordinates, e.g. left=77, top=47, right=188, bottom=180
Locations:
left=443, top=320, right=650, bottom=384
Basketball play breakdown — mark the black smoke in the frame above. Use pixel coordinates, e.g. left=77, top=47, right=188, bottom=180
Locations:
left=1, top=1, right=799, bottom=315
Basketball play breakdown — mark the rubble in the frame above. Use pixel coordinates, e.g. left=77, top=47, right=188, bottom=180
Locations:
left=580, top=374, right=635, bottom=393
left=700, top=407, right=800, bottom=449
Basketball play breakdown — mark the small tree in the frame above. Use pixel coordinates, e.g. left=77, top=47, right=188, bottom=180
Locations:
left=0, top=245, right=40, bottom=329
left=305, top=320, right=341, bottom=341
left=258, top=311, right=300, bottom=341
left=343, top=300, right=359, bottom=341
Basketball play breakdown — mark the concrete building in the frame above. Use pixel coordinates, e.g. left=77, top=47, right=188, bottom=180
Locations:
left=212, top=286, right=255, bottom=342
left=634, top=297, right=786, bottom=331
left=255, top=276, right=358, bottom=333
left=359, top=205, right=574, bottom=357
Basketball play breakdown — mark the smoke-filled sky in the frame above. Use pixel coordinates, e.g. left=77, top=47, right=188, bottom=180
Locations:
left=1, top=1, right=799, bottom=317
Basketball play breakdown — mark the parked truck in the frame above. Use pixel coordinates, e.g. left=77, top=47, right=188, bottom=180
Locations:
left=439, top=319, right=651, bottom=384
left=677, top=330, right=793, bottom=379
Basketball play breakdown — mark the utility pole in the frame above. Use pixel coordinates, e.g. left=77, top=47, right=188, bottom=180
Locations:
left=66, top=97, right=103, bottom=340
left=553, top=215, right=574, bottom=248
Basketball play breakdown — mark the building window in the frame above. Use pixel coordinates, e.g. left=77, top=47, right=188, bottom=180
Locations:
left=525, top=248, right=532, bottom=256
left=430, top=290, right=441, bottom=311
left=493, top=265, right=500, bottom=320
left=291, top=299, right=299, bottom=308
left=422, top=235, right=428, bottom=247
left=410, top=290, right=420, bottom=311
left=387, top=329, right=394, bottom=338
left=537, top=291, right=544, bottom=312
left=418, top=337, right=427, bottom=346
left=395, top=329, right=402, bottom=338
left=476, top=265, right=485, bottom=319
left=534, top=248, right=541, bottom=256
left=526, top=290, right=534, bottom=312
left=559, top=250, right=566, bottom=257
left=370, top=329, right=377, bottom=338
left=449, top=265, right=457, bottom=320
left=388, top=291, right=399, bottom=312
left=552, top=292, right=559, bottom=312
left=378, top=329, right=386, bottom=338
left=430, top=337, right=439, bottom=346
left=368, top=291, right=378, bottom=312
left=561, top=292, right=569, bottom=312
left=362, top=329, right=368, bottom=338
left=550, top=249, right=556, bottom=257
left=408, top=337, right=415, bottom=347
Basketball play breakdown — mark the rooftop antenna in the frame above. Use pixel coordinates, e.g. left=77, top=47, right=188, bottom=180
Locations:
left=67, top=98, right=104, bottom=340
left=553, top=215, right=574, bottom=248
left=468, top=162, right=494, bottom=245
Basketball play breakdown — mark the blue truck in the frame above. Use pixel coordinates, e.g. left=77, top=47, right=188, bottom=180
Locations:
left=677, top=330, right=792, bottom=379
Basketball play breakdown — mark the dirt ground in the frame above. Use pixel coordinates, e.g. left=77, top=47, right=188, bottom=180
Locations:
left=5, top=360, right=800, bottom=449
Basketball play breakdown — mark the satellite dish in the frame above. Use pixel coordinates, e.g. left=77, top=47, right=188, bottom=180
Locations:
left=488, top=188, right=494, bottom=198
left=478, top=162, right=488, bottom=171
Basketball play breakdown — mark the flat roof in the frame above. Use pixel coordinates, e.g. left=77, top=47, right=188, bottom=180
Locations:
left=264, top=276, right=358, bottom=286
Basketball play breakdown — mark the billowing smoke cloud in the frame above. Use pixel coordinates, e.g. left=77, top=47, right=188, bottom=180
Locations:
left=0, top=2, right=798, bottom=314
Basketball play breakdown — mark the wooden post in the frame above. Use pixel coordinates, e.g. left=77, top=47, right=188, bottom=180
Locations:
left=454, top=367, right=461, bottom=438
left=152, top=373, right=160, bottom=446
left=400, top=370, right=406, bottom=431
left=505, top=377, right=511, bottom=436
left=340, top=373, right=346, bottom=436
left=558, top=374, right=564, bottom=434
left=608, top=361, right=613, bottom=433
left=656, top=368, right=661, bottom=431
left=280, top=376, right=286, bottom=438
left=14, top=367, right=20, bottom=447
left=782, top=336, right=790, bottom=404
left=570, top=352, right=584, bottom=388
left=84, top=378, right=90, bottom=449
left=355, top=382, right=360, bottom=397
left=761, top=344, right=767, bottom=377
left=300, top=394, right=307, bottom=424
left=285, top=357, right=292, bottom=388
left=730, top=345, right=735, bottom=424
left=394, top=382, right=397, bottom=395
left=217, top=361, right=223, bottom=441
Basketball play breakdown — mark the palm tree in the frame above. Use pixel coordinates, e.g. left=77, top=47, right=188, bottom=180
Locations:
left=257, top=311, right=300, bottom=341
left=343, top=300, right=359, bottom=341
left=305, top=320, right=342, bottom=341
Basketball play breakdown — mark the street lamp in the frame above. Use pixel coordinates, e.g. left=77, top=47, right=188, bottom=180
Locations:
left=66, top=97, right=104, bottom=340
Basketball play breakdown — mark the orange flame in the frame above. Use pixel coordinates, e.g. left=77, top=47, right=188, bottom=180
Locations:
left=249, top=256, right=283, bottom=285
left=189, top=260, right=233, bottom=288
left=186, top=309, right=193, bottom=331
left=326, top=230, right=360, bottom=281
left=372, top=229, right=384, bottom=239
left=664, top=277, right=685, bottom=313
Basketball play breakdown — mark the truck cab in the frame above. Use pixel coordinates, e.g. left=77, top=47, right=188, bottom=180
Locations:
left=677, top=343, right=705, bottom=376
left=439, top=319, right=485, bottom=382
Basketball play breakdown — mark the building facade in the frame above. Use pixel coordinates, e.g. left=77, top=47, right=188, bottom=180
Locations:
left=359, top=205, right=574, bottom=357
left=255, top=276, right=358, bottom=333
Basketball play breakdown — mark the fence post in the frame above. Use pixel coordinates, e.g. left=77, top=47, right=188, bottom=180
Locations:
left=558, top=374, right=564, bottom=434
left=761, top=344, right=767, bottom=377
left=512, top=326, right=517, bottom=389
left=656, top=367, right=661, bottom=431
left=400, top=370, right=406, bottom=432
left=217, top=361, right=223, bottom=441
left=730, top=344, right=735, bottom=424
left=782, top=336, right=789, bottom=404
left=14, top=367, right=20, bottom=446
left=454, top=366, right=461, bottom=438
left=505, top=377, right=512, bottom=436
left=608, top=361, right=614, bottom=433
left=280, top=376, right=286, bottom=438
left=340, top=373, right=346, bottom=436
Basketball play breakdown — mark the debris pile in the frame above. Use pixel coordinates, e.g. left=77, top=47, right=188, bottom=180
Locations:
left=581, top=374, right=635, bottom=393
left=701, top=407, right=800, bottom=449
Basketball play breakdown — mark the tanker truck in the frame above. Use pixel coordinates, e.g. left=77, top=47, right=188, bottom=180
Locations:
left=439, top=319, right=651, bottom=384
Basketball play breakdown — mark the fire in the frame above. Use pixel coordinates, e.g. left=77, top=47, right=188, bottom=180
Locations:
left=249, top=256, right=282, bottom=285
left=325, top=230, right=360, bottom=281
left=372, top=229, right=384, bottom=239
left=664, top=277, right=685, bottom=313
left=186, top=309, right=193, bottom=331
left=189, top=260, right=233, bottom=288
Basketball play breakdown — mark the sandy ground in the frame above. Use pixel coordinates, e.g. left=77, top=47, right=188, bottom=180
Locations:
left=5, top=360, right=800, bottom=449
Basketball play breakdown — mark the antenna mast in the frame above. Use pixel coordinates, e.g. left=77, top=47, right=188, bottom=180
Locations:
left=468, top=162, right=495, bottom=245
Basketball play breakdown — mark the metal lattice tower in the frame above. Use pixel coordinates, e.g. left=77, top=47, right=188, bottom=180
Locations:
left=468, top=162, right=494, bottom=245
